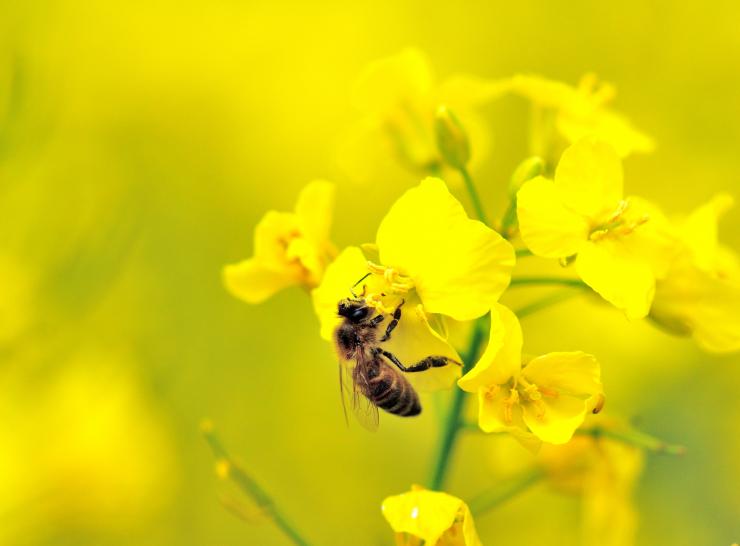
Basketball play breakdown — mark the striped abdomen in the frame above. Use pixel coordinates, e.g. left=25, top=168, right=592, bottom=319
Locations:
left=358, top=359, right=421, bottom=417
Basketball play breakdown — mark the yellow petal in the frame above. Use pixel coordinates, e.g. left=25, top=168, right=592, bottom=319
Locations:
left=352, top=48, right=433, bottom=114
left=619, top=196, right=679, bottom=279
left=652, top=259, right=740, bottom=353
left=557, top=109, right=655, bottom=158
left=458, top=304, right=522, bottom=392
left=437, top=75, right=511, bottom=106
left=517, top=176, right=590, bottom=258
left=476, top=386, right=526, bottom=434
left=576, top=240, right=655, bottom=319
left=252, top=211, right=301, bottom=266
left=223, top=259, right=297, bottom=305
left=554, top=138, right=623, bottom=220
left=521, top=393, right=590, bottom=445
left=377, top=177, right=515, bottom=321
left=382, top=488, right=481, bottom=546
left=294, top=180, right=335, bottom=246
left=522, top=352, right=602, bottom=400
left=310, top=247, right=378, bottom=341
left=679, top=193, right=734, bottom=272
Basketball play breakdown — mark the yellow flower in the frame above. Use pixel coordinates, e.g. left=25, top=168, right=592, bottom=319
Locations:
left=223, top=180, right=336, bottom=304
left=650, top=193, right=740, bottom=352
left=458, top=303, right=604, bottom=447
left=312, top=178, right=514, bottom=391
left=510, top=73, right=654, bottom=157
left=381, top=486, right=482, bottom=546
left=517, top=137, right=676, bottom=319
left=538, top=422, right=644, bottom=546
left=339, top=48, right=507, bottom=182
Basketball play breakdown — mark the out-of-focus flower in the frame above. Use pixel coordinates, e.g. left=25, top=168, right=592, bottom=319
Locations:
left=458, top=303, right=603, bottom=448
left=0, top=254, right=37, bottom=346
left=224, top=180, right=336, bottom=304
left=339, top=48, right=507, bottom=182
left=650, top=193, right=740, bottom=352
left=382, top=486, right=482, bottom=546
left=0, top=350, right=174, bottom=543
left=312, top=178, right=514, bottom=391
left=517, top=137, right=676, bottom=319
left=510, top=73, right=654, bottom=158
left=538, top=423, right=644, bottom=546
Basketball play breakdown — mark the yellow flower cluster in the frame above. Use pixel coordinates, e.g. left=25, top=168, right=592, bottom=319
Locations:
left=222, top=48, right=736, bottom=546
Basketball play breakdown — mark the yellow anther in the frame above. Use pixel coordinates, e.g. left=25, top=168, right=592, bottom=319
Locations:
left=502, top=388, right=520, bottom=425
left=484, top=384, right=500, bottom=401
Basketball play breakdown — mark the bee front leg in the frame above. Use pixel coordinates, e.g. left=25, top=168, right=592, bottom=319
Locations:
left=380, top=299, right=404, bottom=342
left=378, top=349, right=458, bottom=373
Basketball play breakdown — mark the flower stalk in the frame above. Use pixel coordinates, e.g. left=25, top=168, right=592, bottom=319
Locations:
left=202, top=421, right=314, bottom=546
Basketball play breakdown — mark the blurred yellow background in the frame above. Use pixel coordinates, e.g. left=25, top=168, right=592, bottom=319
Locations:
left=1, top=1, right=738, bottom=545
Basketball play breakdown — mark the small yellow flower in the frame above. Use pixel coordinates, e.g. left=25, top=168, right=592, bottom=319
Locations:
left=510, top=73, right=654, bottom=157
left=517, top=137, right=676, bottom=319
left=650, top=193, right=740, bottom=352
left=312, top=178, right=514, bottom=391
left=538, top=423, right=644, bottom=546
left=339, top=48, right=507, bottom=182
left=458, top=304, right=604, bottom=447
left=381, top=486, right=482, bottom=546
left=223, top=180, right=336, bottom=304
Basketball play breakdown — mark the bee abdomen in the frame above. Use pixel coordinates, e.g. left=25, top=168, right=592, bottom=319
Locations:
left=366, top=365, right=421, bottom=417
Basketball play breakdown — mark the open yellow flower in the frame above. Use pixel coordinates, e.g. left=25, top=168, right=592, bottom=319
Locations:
left=650, top=193, right=740, bottom=352
left=312, top=178, right=514, bottom=391
left=458, top=304, right=603, bottom=447
left=510, top=73, right=654, bottom=157
left=339, top=48, right=507, bottom=182
left=538, top=422, right=644, bottom=546
left=382, top=486, right=481, bottom=546
left=517, top=137, right=676, bottom=319
left=223, top=180, right=336, bottom=304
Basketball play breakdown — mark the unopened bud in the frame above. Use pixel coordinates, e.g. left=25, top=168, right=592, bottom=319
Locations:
left=435, top=105, right=470, bottom=170
left=509, top=156, right=545, bottom=196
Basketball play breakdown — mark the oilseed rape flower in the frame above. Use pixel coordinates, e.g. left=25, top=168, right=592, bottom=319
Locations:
left=510, top=73, right=654, bottom=158
left=381, top=486, right=481, bottom=546
left=517, top=137, right=676, bottom=319
left=538, top=428, right=644, bottom=546
left=340, top=48, right=506, bottom=182
left=312, top=177, right=515, bottom=391
left=650, top=193, right=740, bottom=352
left=224, top=180, right=336, bottom=304
left=458, top=303, right=604, bottom=447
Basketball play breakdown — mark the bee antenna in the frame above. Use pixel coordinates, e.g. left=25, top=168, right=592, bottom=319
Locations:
left=351, top=272, right=371, bottom=289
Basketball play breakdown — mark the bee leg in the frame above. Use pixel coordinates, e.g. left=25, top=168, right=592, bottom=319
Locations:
left=378, top=349, right=456, bottom=373
left=380, top=299, right=405, bottom=342
left=366, top=314, right=385, bottom=328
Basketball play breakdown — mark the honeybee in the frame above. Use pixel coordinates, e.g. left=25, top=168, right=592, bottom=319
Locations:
left=334, top=288, right=459, bottom=429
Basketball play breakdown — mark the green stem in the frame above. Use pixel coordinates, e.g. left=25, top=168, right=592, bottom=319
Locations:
left=469, top=468, right=544, bottom=516
left=427, top=319, right=486, bottom=490
left=515, top=248, right=533, bottom=258
left=514, top=290, right=581, bottom=319
left=202, top=422, right=314, bottom=546
left=577, top=426, right=686, bottom=456
left=459, top=166, right=490, bottom=226
left=509, top=276, right=589, bottom=289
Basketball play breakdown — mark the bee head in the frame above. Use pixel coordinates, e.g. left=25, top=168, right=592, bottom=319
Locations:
left=337, top=298, right=371, bottom=323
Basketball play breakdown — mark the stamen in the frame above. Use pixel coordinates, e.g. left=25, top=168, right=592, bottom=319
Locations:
left=502, top=388, right=519, bottom=425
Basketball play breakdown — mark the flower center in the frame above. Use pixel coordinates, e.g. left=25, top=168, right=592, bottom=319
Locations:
left=487, top=377, right=561, bottom=425
left=367, top=261, right=415, bottom=293
left=589, top=199, right=650, bottom=242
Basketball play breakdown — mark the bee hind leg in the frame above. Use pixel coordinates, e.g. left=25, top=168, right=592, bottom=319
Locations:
left=378, top=349, right=456, bottom=373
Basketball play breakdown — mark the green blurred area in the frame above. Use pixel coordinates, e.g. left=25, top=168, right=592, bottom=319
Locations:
left=1, top=1, right=738, bottom=545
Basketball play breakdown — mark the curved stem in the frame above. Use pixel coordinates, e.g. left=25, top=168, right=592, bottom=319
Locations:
left=514, top=290, right=581, bottom=319
left=509, top=276, right=589, bottom=289
left=427, top=319, right=486, bottom=490
left=469, top=468, right=544, bottom=516
left=202, top=422, right=314, bottom=546
left=577, top=426, right=686, bottom=456
left=459, top=166, right=490, bottom=226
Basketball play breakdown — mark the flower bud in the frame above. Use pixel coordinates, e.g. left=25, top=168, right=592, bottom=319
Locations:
left=435, top=105, right=470, bottom=170
left=509, top=156, right=545, bottom=196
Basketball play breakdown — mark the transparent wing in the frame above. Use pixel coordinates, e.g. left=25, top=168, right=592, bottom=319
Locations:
left=338, top=358, right=379, bottom=432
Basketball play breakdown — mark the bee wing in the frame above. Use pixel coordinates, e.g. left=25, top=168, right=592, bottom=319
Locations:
left=339, top=358, right=379, bottom=432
